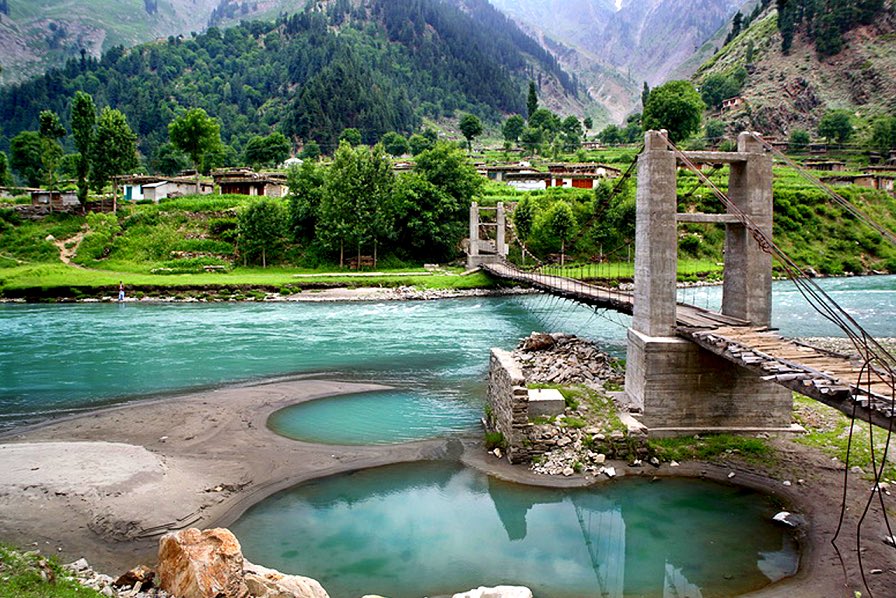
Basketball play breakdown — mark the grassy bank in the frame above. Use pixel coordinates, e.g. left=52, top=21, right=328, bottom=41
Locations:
left=3, top=143, right=896, bottom=298
left=0, top=263, right=497, bottom=300
left=0, top=544, right=100, bottom=598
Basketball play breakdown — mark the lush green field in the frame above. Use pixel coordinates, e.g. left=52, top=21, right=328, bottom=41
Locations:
left=3, top=142, right=895, bottom=298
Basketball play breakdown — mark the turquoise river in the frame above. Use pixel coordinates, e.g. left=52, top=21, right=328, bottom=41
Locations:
left=1, top=275, right=895, bottom=597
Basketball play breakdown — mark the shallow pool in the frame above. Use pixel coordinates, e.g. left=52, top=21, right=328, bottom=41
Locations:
left=231, top=461, right=799, bottom=598
left=267, top=389, right=482, bottom=445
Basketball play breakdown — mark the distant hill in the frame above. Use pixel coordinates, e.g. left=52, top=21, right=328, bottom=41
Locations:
left=0, top=0, right=222, bottom=84
left=488, top=0, right=746, bottom=124
left=696, top=0, right=896, bottom=137
left=0, top=0, right=580, bottom=161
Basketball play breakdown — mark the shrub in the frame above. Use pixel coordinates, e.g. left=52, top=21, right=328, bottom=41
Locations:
left=484, top=431, right=507, bottom=451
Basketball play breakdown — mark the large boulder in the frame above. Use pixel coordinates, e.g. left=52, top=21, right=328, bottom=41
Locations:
left=453, top=587, right=534, bottom=598
left=157, top=528, right=249, bottom=598
left=243, top=560, right=330, bottom=598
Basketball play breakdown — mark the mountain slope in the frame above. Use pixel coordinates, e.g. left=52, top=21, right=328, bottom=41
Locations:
left=488, top=0, right=746, bottom=123
left=697, top=1, right=896, bottom=136
left=0, top=0, right=580, bottom=159
left=0, top=0, right=221, bottom=84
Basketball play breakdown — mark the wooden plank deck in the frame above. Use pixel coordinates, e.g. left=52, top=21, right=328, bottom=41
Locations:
left=682, top=326, right=895, bottom=430
left=483, top=261, right=896, bottom=430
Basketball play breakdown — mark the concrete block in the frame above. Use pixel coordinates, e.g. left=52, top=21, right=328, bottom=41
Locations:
left=527, top=388, right=565, bottom=419
left=624, top=328, right=793, bottom=434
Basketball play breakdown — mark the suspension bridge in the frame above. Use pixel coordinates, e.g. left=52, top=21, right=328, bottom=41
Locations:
left=472, top=131, right=896, bottom=434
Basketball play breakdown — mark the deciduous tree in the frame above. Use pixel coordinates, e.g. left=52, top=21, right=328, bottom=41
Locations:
left=71, top=91, right=97, bottom=207
left=238, top=198, right=286, bottom=267
left=502, top=114, right=525, bottom=144
left=643, top=80, right=704, bottom=143
left=789, top=129, right=810, bottom=151
left=300, top=140, right=322, bottom=160
left=287, top=160, right=325, bottom=244
left=817, top=109, right=853, bottom=144
left=339, top=128, right=362, bottom=147
left=39, top=110, right=66, bottom=194
left=381, top=131, right=410, bottom=156
left=91, top=107, right=139, bottom=211
left=560, top=116, right=583, bottom=152
left=408, top=133, right=434, bottom=156
left=243, top=132, right=291, bottom=168
left=870, top=117, right=896, bottom=154
left=10, top=131, right=42, bottom=188
left=168, top=108, right=221, bottom=191
left=459, top=113, right=482, bottom=152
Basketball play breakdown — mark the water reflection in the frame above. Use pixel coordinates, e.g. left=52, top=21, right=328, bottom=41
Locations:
left=232, top=462, right=798, bottom=598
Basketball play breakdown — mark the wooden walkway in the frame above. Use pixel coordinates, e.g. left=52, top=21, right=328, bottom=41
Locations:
left=483, top=261, right=896, bottom=429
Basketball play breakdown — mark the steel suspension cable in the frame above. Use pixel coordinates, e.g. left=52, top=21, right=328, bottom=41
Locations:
left=750, top=133, right=896, bottom=246
left=665, top=134, right=895, bottom=597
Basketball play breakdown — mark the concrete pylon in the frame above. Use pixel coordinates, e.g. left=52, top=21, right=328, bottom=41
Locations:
left=466, top=202, right=508, bottom=269
left=624, top=131, right=792, bottom=436
left=723, top=132, right=774, bottom=326
left=632, top=130, right=678, bottom=337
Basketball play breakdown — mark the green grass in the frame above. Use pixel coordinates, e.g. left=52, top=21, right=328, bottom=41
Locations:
left=649, top=434, right=773, bottom=463
left=793, top=395, right=896, bottom=482
left=0, top=544, right=101, bottom=598
left=539, top=259, right=723, bottom=281
left=0, top=263, right=496, bottom=297
left=527, top=383, right=627, bottom=433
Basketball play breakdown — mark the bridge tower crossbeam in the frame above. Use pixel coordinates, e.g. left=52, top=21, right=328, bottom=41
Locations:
left=467, top=201, right=508, bottom=270
left=625, top=131, right=795, bottom=436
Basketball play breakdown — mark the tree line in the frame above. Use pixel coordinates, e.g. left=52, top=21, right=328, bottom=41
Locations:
left=237, top=141, right=483, bottom=267
left=0, top=0, right=578, bottom=170
left=777, top=0, right=886, bottom=56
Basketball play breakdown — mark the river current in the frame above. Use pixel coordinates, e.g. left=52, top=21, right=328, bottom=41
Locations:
left=2, top=276, right=895, bottom=597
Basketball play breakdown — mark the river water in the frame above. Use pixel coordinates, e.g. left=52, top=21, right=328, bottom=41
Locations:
left=1, top=276, right=894, bottom=597
left=2, top=276, right=894, bottom=429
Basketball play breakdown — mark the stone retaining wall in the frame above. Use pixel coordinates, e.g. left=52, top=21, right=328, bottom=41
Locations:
left=487, top=349, right=531, bottom=463
left=487, top=343, right=649, bottom=467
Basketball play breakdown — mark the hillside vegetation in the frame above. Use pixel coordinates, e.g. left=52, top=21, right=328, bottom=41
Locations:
left=697, top=0, right=896, bottom=137
left=0, top=0, right=578, bottom=160
left=3, top=142, right=896, bottom=298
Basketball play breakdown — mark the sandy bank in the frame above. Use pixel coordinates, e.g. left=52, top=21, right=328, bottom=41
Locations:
left=0, top=377, right=893, bottom=597
left=0, top=378, right=460, bottom=571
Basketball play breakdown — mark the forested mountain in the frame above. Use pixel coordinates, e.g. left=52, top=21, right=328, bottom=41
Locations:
left=0, top=0, right=222, bottom=84
left=488, top=0, right=746, bottom=123
left=0, top=0, right=579, bottom=163
left=697, top=0, right=896, bottom=136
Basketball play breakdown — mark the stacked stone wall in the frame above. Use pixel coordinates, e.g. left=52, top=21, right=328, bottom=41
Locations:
left=487, top=340, right=647, bottom=466
left=487, top=349, right=531, bottom=463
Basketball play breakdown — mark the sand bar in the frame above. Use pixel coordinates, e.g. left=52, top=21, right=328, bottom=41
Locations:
left=0, top=377, right=893, bottom=596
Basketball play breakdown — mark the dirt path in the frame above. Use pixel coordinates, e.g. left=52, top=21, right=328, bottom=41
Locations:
left=52, top=228, right=86, bottom=266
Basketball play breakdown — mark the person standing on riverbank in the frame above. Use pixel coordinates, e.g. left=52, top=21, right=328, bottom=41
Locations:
left=118, top=281, right=125, bottom=302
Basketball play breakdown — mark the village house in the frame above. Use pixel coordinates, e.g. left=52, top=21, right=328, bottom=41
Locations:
left=721, top=96, right=745, bottom=112
left=30, top=190, right=80, bottom=210
left=211, top=168, right=289, bottom=197
left=803, top=159, right=847, bottom=172
left=116, top=175, right=214, bottom=202
left=478, top=163, right=539, bottom=183
left=547, top=163, right=623, bottom=177
left=504, top=163, right=621, bottom=192
left=392, top=161, right=413, bottom=174
left=821, top=172, right=896, bottom=195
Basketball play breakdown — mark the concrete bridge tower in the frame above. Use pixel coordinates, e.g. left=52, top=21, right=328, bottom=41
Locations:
left=624, top=131, right=793, bottom=435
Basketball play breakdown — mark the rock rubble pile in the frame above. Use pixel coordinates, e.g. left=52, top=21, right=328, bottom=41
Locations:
left=513, top=332, right=622, bottom=387
left=496, top=332, right=648, bottom=476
